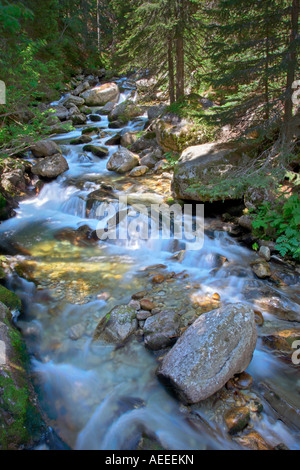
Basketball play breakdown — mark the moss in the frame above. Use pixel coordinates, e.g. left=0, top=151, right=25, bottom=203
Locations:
left=82, top=127, right=99, bottom=135
left=0, top=317, right=43, bottom=449
left=0, top=372, right=42, bottom=450
left=82, top=145, right=109, bottom=157
left=0, top=285, right=21, bottom=311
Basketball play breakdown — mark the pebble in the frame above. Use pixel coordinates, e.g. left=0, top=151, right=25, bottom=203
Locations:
left=211, top=293, right=221, bottom=301
left=132, top=291, right=148, bottom=300
left=137, top=310, right=152, bottom=321
left=233, top=372, right=253, bottom=390
left=152, top=275, right=166, bottom=284
left=224, top=406, right=251, bottom=435
left=236, top=431, right=272, bottom=450
left=68, top=323, right=86, bottom=341
left=140, top=299, right=156, bottom=311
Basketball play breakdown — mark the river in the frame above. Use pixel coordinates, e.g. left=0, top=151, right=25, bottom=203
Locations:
left=0, top=77, right=299, bottom=450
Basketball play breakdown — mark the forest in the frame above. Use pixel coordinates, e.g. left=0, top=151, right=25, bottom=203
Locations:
left=0, top=0, right=299, bottom=452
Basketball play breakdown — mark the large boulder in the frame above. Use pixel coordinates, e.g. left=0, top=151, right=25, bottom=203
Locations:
left=172, top=142, right=252, bottom=202
left=31, top=154, right=69, bottom=179
left=93, top=305, right=138, bottom=343
left=158, top=303, right=257, bottom=404
left=155, top=114, right=199, bottom=153
left=81, top=83, right=119, bottom=106
left=107, top=148, right=139, bottom=174
left=30, top=140, right=61, bottom=158
left=108, top=100, right=142, bottom=123
left=147, top=104, right=167, bottom=121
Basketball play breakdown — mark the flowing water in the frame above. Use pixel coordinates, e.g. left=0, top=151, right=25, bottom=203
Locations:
left=1, top=78, right=300, bottom=450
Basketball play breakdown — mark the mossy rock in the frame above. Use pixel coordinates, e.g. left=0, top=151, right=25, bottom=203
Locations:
left=0, top=285, right=21, bottom=311
left=82, top=145, right=109, bottom=158
left=0, top=302, right=44, bottom=449
left=82, top=127, right=100, bottom=136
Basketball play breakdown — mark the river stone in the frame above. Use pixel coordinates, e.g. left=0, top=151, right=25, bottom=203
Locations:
left=81, top=83, right=119, bottom=106
left=83, top=145, right=109, bottom=158
left=121, top=131, right=139, bottom=148
left=144, top=309, right=180, bottom=351
left=31, top=154, right=69, bottom=179
left=68, top=105, right=81, bottom=115
left=224, top=406, right=251, bottom=435
left=71, top=113, right=87, bottom=125
left=73, top=80, right=90, bottom=96
left=68, top=323, right=86, bottom=341
left=89, top=114, right=102, bottom=122
left=105, top=134, right=122, bottom=146
left=157, top=303, right=257, bottom=403
left=30, top=140, right=61, bottom=158
left=70, top=135, right=92, bottom=145
left=109, top=100, right=142, bottom=123
left=172, top=143, right=252, bottom=202
left=94, top=305, right=138, bottom=343
left=251, top=259, right=271, bottom=279
left=259, top=245, right=271, bottom=261
left=129, top=166, right=149, bottom=177
left=49, top=104, right=69, bottom=121
left=61, top=95, right=85, bottom=108
left=97, top=101, right=116, bottom=115
left=107, top=148, right=139, bottom=173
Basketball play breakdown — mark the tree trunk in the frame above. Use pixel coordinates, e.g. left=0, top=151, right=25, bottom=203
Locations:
left=283, top=0, right=299, bottom=139
left=168, top=38, right=175, bottom=104
left=176, top=35, right=184, bottom=101
left=97, top=0, right=101, bottom=53
left=264, top=2, right=270, bottom=120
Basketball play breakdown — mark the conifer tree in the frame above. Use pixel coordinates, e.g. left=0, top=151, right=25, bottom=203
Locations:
left=204, top=0, right=300, bottom=128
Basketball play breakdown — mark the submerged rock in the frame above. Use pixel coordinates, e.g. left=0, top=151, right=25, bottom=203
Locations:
left=158, top=303, right=257, bottom=403
left=224, top=406, right=251, bottom=435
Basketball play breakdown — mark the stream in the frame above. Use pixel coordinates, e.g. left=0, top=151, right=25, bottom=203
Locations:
left=0, top=77, right=300, bottom=450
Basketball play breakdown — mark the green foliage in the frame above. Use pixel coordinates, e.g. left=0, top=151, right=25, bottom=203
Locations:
left=163, top=151, right=180, bottom=169
left=251, top=193, right=300, bottom=260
